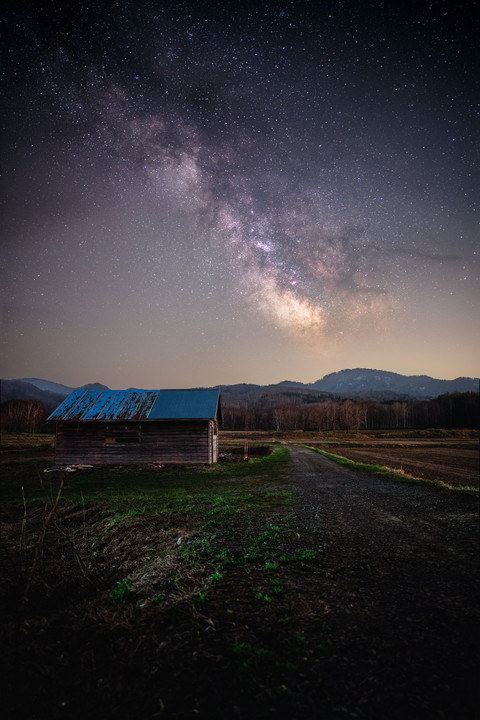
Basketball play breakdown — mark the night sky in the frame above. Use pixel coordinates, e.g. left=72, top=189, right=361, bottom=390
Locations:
left=2, top=0, right=478, bottom=388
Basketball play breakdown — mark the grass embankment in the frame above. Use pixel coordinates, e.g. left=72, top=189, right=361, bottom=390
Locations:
left=304, top=445, right=479, bottom=493
left=1, top=446, right=312, bottom=613
left=1, top=444, right=329, bottom=719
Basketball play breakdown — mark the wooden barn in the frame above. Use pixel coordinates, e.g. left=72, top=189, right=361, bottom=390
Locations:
left=47, top=388, right=222, bottom=466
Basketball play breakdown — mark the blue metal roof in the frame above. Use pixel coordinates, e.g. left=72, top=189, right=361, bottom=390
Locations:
left=148, top=389, right=220, bottom=420
left=47, top=388, right=221, bottom=422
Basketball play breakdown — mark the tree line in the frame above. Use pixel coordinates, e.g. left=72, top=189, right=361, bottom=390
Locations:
left=1, top=392, right=477, bottom=434
left=221, top=392, right=479, bottom=432
left=1, top=399, right=48, bottom=433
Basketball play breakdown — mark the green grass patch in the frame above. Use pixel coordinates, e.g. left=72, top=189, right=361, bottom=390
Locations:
left=256, top=445, right=290, bottom=463
left=0, top=445, right=291, bottom=510
left=109, top=578, right=134, bottom=603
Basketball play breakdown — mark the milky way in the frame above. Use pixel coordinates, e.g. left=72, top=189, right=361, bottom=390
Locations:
left=2, top=1, right=478, bottom=386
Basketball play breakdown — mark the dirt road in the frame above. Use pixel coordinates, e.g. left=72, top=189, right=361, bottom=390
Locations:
left=286, top=445, right=479, bottom=719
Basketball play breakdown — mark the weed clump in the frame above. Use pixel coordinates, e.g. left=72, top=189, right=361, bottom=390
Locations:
left=109, top=578, right=133, bottom=603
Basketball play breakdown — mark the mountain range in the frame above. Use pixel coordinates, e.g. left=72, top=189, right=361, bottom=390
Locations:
left=280, top=369, right=478, bottom=397
left=0, top=379, right=109, bottom=414
left=1, top=370, right=478, bottom=413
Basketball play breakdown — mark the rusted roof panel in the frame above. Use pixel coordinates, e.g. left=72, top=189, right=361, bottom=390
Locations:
left=47, top=388, right=101, bottom=421
left=72, top=390, right=115, bottom=420
left=47, top=388, right=221, bottom=422
left=47, top=388, right=87, bottom=420
left=82, top=390, right=158, bottom=420
left=47, top=389, right=157, bottom=421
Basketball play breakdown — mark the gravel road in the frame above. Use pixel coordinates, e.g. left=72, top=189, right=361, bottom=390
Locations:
left=285, top=445, right=479, bottom=719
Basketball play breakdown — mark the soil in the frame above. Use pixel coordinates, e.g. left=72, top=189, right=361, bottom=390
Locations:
left=317, top=442, right=479, bottom=488
left=286, top=446, right=479, bottom=719
left=1, top=446, right=478, bottom=720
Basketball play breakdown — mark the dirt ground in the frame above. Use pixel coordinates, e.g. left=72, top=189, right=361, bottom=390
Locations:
left=1, top=442, right=478, bottom=719
left=222, top=430, right=479, bottom=488
left=317, top=443, right=479, bottom=488
left=285, top=446, right=479, bottom=719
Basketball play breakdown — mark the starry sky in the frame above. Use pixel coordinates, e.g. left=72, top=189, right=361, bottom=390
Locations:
left=2, top=0, right=479, bottom=389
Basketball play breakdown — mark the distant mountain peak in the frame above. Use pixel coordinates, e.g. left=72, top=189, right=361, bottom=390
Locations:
left=80, top=382, right=109, bottom=391
left=309, top=369, right=478, bottom=398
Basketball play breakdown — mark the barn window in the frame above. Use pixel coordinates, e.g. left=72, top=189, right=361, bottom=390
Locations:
left=105, top=424, right=141, bottom=444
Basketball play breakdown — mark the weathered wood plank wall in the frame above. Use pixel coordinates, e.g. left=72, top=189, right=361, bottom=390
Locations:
left=55, top=420, right=217, bottom=465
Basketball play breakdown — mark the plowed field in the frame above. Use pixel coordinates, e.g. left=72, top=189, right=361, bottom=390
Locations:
left=318, top=442, right=478, bottom=487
